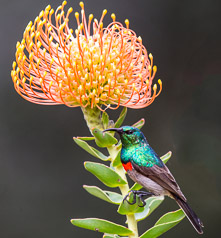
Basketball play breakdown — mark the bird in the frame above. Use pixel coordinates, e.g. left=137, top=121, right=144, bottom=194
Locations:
left=104, top=126, right=203, bottom=234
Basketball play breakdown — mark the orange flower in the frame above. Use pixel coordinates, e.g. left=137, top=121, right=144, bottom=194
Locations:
left=11, top=1, right=162, bottom=110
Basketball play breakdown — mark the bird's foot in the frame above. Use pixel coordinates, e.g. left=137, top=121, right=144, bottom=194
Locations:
left=123, top=190, right=154, bottom=207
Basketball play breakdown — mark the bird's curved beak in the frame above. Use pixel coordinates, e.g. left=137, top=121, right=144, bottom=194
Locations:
left=103, top=128, right=123, bottom=134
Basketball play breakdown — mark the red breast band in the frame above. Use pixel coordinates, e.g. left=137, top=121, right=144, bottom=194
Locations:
left=122, top=162, right=133, bottom=171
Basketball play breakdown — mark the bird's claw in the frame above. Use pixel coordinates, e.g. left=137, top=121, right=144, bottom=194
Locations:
left=123, top=191, right=137, bottom=205
left=123, top=190, right=154, bottom=207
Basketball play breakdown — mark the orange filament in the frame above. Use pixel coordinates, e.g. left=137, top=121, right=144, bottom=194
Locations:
left=11, top=1, right=162, bottom=110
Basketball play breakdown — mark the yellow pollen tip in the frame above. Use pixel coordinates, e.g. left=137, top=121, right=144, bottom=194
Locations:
left=68, top=7, right=73, bottom=13
left=158, top=79, right=162, bottom=85
left=79, top=2, right=84, bottom=9
left=39, top=11, right=44, bottom=18
left=103, top=9, right=107, bottom=15
left=125, top=19, right=129, bottom=28
left=45, top=5, right=51, bottom=11
left=75, top=12, right=79, bottom=18
left=149, top=53, right=153, bottom=59
left=95, top=98, right=99, bottom=104
left=89, top=14, right=93, bottom=20
left=138, top=36, right=142, bottom=42
left=16, top=42, right=20, bottom=48
left=12, top=61, right=16, bottom=69
left=62, top=1, right=67, bottom=6
left=111, top=13, right=116, bottom=21
left=153, top=84, right=157, bottom=90
left=153, top=65, right=157, bottom=72
left=50, top=9, right=54, bottom=15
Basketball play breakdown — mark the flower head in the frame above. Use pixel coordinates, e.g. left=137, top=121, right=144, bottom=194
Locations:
left=11, top=1, right=162, bottom=110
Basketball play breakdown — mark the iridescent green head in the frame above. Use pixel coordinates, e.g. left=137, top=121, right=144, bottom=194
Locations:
left=104, top=126, right=146, bottom=148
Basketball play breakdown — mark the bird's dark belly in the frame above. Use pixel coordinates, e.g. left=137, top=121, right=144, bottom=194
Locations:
left=127, top=169, right=170, bottom=197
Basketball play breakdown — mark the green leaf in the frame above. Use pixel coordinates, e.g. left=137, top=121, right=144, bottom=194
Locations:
left=118, top=194, right=145, bottom=215
left=74, top=136, right=95, bottom=141
left=130, top=183, right=143, bottom=191
left=155, top=209, right=185, bottom=225
left=135, top=196, right=164, bottom=221
left=74, top=138, right=109, bottom=161
left=103, top=234, right=120, bottom=238
left=161, top=151, right=172, bottom=164
left=103, top=235, right=115, bottom=238
left=84, top=162, right=127, bottom=187
left=140, top=209, right=185, bottom=238
left=92, top=128, right=118, bottom=147
left=132, top=118, right=145, bottom=129
left=83, top=185, right=123, bottom=204
left=112, top=149, right=122, bottom=167
left=71, top=218, right=133, bottom=236
left=114, top=107, right=127, bottom=128
left=103, top=234, right=127, bottom=238
left=102, top=111, right=109, bottom=129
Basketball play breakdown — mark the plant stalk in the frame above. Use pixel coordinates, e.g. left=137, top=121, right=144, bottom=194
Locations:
left=82, top=107, right=138, bottom=237
left=108, top=146, right=139, bottom=238
left=81, top=106, right=104, bottom=132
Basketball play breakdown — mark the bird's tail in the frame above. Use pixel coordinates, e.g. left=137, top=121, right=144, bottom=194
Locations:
left=173, top=194, right=204, bottom=234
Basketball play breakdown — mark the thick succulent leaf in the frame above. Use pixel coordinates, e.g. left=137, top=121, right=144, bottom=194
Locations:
left=135, top=196, right=164, bottom=221
left=71, top=218, right=133, bottom=236
left=74, top=138, right=109, bottom=161
left=74, top=136, right=95, bottom=141
left=117, top=193, right=145, bottom=215
left=161, top=151, right=172, bottom=164
left=103, top=234, right=120, bottom=238
left=84, top=162, right=127, bottom=187
left=114, top=107, right=127, bottom=128
left=112, top=149, right=122, bottom=167
left=83, top=185, right=123, bottom=204
left=132, top=118, right=145, bottom=129
left=155, top=209, right=185, bottom=225
left=92, top=128, right=118, bottom=147
left=102, top=112, right=109, bottom=129
left=139, top=209, right=185, bottom=238
left=130, top=183, right=143, bottom=191
left=103, top=234, right=127, bottom=238
left=103, top=235, right=115, bottom=238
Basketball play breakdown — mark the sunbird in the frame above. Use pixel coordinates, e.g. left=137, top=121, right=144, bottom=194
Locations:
left=104, top=126, right=203, bottom=234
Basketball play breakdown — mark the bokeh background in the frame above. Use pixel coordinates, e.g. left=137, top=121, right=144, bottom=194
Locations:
left=1, top=0, right=221, bottom=237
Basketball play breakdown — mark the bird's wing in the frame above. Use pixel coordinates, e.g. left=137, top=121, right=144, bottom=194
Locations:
left=131, top=151, right=186, bottom=201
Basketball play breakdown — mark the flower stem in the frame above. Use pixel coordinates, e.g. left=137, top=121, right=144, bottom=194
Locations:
left=81, top=107, right=138, bottom=237
left=81, top=106, right=104, bottom=131
left=108, top=146, right=138, bottom=238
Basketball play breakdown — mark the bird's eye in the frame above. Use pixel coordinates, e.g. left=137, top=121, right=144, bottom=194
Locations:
left=126, top=130, right=133, bottom=134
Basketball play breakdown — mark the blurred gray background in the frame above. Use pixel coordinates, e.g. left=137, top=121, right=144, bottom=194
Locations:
left=0, top=0, right=221, bottom=237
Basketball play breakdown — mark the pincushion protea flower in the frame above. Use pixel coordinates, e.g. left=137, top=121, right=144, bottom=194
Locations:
left=11, top=1, right=162, bottom=110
